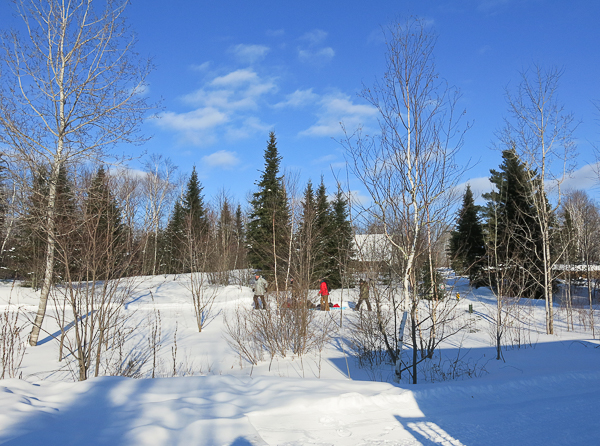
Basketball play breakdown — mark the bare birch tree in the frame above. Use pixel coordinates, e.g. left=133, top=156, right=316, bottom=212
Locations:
left=341, top=17, right=468, bottom=383
left=499, top=65, right=577, bottom=335
left=561, top=190, right=599, bottom=337
left=141, top=155, right=177, bottom=276
left=0, top=0, right=154, bottom=345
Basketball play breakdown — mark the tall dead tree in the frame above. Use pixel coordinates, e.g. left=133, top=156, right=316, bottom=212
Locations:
left=0, top=0, right=154, bottom=345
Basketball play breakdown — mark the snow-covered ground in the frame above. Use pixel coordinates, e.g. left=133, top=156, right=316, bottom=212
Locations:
left=1, top=274, right=599, bottom=445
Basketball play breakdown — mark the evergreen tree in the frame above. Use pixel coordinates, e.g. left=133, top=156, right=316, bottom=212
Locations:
left=295, top=180, right=318, bottom=288
left=181, top=166, right=208, bottom=241
left=16, top=166, right=49, bottom=288
left=418, top=253, right=444, bottom=300
left=52, top=165, right=80, bottom=281
left=448, top=185, right=486, bottom=284
left=234, top=204, right=245, bottom=269
left=83, top=167, right=126, bottom=279
left=328, top=187, right=354, bottom=288
left=247, top=132, right=290, bottom=278
left=483, top=149, right=545, bottom=299
left=314, top=178, right=332, bottom=281
left=162, top=199, right=186, bottom=274
left=16, top=165, right=79, bottom=285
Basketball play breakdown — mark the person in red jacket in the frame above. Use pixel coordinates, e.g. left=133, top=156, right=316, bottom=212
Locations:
left=319, top=279, right=330, bottom=311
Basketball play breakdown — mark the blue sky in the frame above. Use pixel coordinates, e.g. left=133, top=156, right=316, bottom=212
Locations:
left=3, top=0, right=600, bottom=207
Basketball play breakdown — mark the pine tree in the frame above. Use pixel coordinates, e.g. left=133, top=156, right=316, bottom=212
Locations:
left=247, top=132, right=290, bottom=279
left=483, top=149, right=545, bottom=299
left=449, top=185, right=486, bottom=284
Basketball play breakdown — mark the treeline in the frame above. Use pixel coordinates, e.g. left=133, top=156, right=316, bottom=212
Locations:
left=0, top=132, right=353, bottom=292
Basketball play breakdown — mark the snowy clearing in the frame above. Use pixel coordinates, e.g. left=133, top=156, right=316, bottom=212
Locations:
left=1, top=274, right=599, bottom=445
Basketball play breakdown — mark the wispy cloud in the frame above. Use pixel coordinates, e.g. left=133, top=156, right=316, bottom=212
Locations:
left=266, top=29, right=284, bottom=37
left=191, top=62, right=211, bottom=72
left=297, top=29, right=335, bottom=65
left=202, top=150, right=241, bottom=169
left=228, top=44, right=270, bottom=64
left=299, top=92, right=377, bottom=137
left=300, top=29, right=328, bottom=45
left=298, top=47, right=335, bottom=64
left=157, top=68, right=276, bottom=146
left=274, top=88, right=319, bottom=108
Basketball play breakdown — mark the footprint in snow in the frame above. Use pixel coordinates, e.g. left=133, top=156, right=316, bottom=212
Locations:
left=319, top=416, right=335, bottom=425
left=337, top=428, right=352, bottom=437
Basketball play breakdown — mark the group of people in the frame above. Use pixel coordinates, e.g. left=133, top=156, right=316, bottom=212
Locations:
left=252, top=274, right=372, bottom=312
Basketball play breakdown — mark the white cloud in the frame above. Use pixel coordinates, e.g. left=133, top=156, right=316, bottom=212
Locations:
left=159, top=108, right=228, bottom=131
left=211, top=69, right=260, bottom=87
left=553, top=163, right=598, bottom=194
left=298, top=47, right=335, bottom=64
left=455, top=177, right=493, bottom=204
left=202, top=150, right=241, bottom=169
left=158, top=68, right=276, bottom=145
left=274, top=89, right=319, bottom=108
left=225, top=116, right=271, bottom=141
left=297, top=29, right=335, bottom=65
left=229, top=44, right=270, bottom=64
left=301, top=29, right=328, bottom=45
left=191, top=62, right=211, bottom=72
left=299, top=92, right=377, bottom=137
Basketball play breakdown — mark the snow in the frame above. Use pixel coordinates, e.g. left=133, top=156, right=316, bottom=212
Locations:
left=1, top=274, right=599, bottom=445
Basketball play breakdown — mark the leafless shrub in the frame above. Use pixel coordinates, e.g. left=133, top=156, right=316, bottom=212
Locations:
left=420, top=348, right=489, bottom=383
left=347, top=308, right=395, bottom=369
left=184, top=271, right=219, bottom=332
left=223, top=305, right=335, bottom=369
left=113, top=348, right=150, bottom=379
left=148, top=293, right=162, bottom=379
left=0, top=293, right=27, bottom=379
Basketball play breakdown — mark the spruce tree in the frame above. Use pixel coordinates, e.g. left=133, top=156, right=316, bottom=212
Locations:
left=295, top=180, right=317, bottom=288
left=234, top=204, right=245, bottom=269
left=182, top=166, right=208, bottom=240
left=247, top=132, right=290, bottom=278
left=17, top=166, right=50, bottom=288
left=483, top=149, right=545, bottom=299
left=53, top=166, right=80, bottom=281
left=329, top=187, right=354, bottom=288
left=84, top=167, right=125, bottom=279
left=314, top=178, right=332, bottom=281
left=448, top=185, right=485, bottom=284
left=162, top=199, right=186, bottom=274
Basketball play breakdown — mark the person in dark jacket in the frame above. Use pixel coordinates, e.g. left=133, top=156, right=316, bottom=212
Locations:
left=319, top=279, right=330, bottom=311
left=356, top=278, right=372, bottom=311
